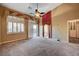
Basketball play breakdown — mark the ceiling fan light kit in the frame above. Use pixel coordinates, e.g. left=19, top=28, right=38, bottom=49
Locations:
left=28, top=3, right=45, bottom=18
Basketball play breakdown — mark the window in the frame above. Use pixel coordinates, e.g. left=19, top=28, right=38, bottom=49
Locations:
left=7, top=22, right=13, bottom=32
left=21, top=23, right=24, bottom=32
left=7, top=16, right=24, bottom=33
left=17, top=23, right=21, bottom=32
left=33, top=24, right=37, bottom=30
left=13, top=23, right=17, bottom=32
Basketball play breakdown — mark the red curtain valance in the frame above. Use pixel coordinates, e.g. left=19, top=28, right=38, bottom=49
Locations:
left=42, top=11, right=51, bottom=25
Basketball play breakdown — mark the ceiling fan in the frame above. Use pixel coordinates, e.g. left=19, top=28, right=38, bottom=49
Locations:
left=28, top=3, right=45, bottom=18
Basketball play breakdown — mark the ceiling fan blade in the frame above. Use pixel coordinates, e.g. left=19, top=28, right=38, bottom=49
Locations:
left=40, top=12, right=45, bottom=14
left=29, top=13, right=34, bottom=14
left=28, top=6, right=32, bottom=9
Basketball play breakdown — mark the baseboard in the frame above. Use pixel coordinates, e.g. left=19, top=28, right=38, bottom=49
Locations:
left=0, top=39, right=26, bottom=45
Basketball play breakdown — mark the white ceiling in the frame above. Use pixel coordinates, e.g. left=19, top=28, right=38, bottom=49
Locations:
left=1, top=3, right=61, bottom=16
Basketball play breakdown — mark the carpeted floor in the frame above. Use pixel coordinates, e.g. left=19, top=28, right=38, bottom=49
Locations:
left=0, top=37, right=79, bottom=56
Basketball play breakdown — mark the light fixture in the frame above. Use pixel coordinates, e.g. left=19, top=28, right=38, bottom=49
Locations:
left=28, top=3, right=45, bottom=23
left=35, top=7, right=40, bottom=18
left=35, top=13, right=39, bottom=17
left=29, top=3, right=45, bottom=19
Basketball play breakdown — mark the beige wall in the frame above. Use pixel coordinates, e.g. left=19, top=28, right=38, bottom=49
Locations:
left=51, top=3, right=79, bottom=42
left=5, top=33, right=26, bottom=43
left=0, top=14, right=1, bottom=44
left=0, top=6, right=28, bottom=44
left=77, top=21, right=79, bottom=38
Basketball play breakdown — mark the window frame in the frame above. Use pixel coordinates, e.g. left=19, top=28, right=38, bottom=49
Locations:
left=7, top=16, right=25, bottom=34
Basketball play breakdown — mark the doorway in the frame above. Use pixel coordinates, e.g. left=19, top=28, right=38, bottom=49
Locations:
left=33, top=24, right=38, bottom=37
left=44, top=24, right=49, bottom=38
left=68, top=19, right=79, bottom=43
